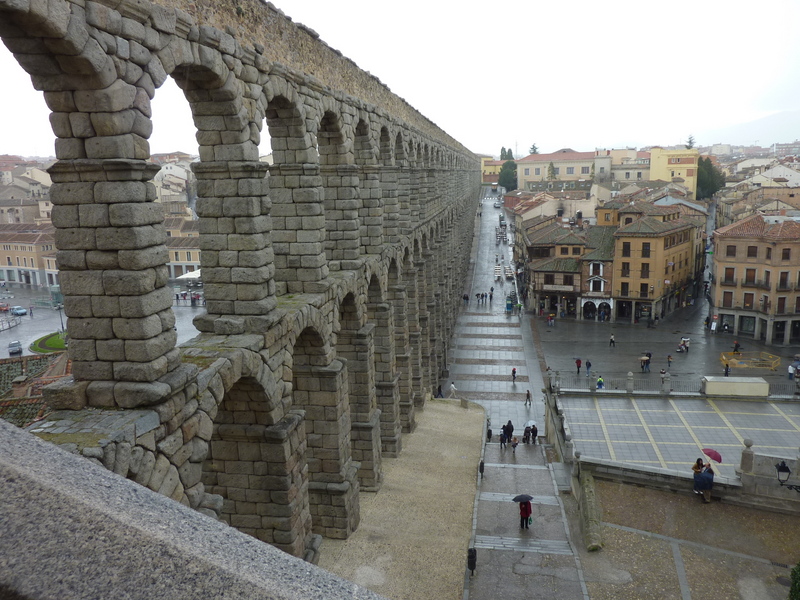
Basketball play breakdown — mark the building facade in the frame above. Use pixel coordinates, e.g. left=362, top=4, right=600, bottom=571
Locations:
left=711, top=215, right=800, bottom=344
left=649, top=147, right=699, bottom=199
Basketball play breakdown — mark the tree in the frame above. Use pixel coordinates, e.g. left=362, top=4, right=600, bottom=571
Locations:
left=498, top=160, right=517, bottom=192
left=529, top=143, right=539, bottom=155
left=500, top=147, right=507, bottom=160
left=696, top=157, right=725, bottom=199
left=547, top=161, right=557, bottom=180
left=685, top=135, right=696, bottom=149
left=507, top=149, right=514, bottom=160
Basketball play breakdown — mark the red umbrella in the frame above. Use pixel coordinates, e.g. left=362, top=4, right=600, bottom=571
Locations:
left=702, top=448, right=722, bottom=463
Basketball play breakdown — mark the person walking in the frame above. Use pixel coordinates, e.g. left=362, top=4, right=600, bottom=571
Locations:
left=434, top=385, right=443, bottom=398
left=525, top=390, right=531, bottom=406
left=585, top=360, right=592, bottom=377
left=644, top=357, right=651, bottom=373
left=660, top=368, right=667, bottom=383
left=724, top=363, right=730, bottom=377
left=596, top=375, right=604, bottom=389
left=511, top=436, right=518, bottom=453
left=789, top=364, right=795, bottom=381
left=530, top=423, right=538, bottom=444
left=609, top=334, right=615, bottom=347
left=504, top=420, right=514, bottom=442
left=449, top=382, right=457, bottom=398
left=575, top=358, right=581, bottom=375
left=29, top=306, right=33, bottom=317
left=667, top=354, right=673, bottom=368
left=511, top=368, right=517, bottom=382
left=519, top=500, right=532, bottom=529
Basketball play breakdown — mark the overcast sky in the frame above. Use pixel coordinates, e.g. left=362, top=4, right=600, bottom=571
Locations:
left=3, top=0, right=800, bottom=158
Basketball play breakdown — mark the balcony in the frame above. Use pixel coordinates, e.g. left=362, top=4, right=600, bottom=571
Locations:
left=621, top=270, right=631, bottom=278
left=777, top=282, right=792, bottom=292
left=719, top=278, right=737, bottom=286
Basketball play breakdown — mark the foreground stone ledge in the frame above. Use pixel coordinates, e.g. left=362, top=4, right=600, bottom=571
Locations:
left=0, top=420, right=386, bottom=600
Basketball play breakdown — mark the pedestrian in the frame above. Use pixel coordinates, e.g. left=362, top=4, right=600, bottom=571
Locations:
left=499, top=431, right=506, bottom=449
left=575, top=358, right=581, bottom=375
left=585, top=360, right=592, bottom=377
left=449, top=382, right=457, bottom=398
left=692, top=458, right=705, bottom=495
left=609, top=334, right=615, bottom=347
left=511, top=368, right=517, bottom=382
left=511, top=436, right=518, bottom=453
left=724, top=363, right=730, bottom=377
left=519, top=499, right=532, bottom=529
left=660, top=368, right=666, bottom=383
left=525, top=390, right=531, bottom=406
left=29, top=306, right=33, bottom=317
left=531, top=423, right=538, bottom=444
left=667, top=354, right=673, bottom=368
left=644, top=358, right=650, bottom=373
left=789, top=364, right=795, bottom=381
left=505, top=420, right=514, bottom=441
left=733, top=341, right=741, bottom=354
left=694, top=462, right=714, bottom=504
left=463, top=294, right=469, bottom=306
left=640, top=358, right=646, bottom=373
left=596, top=375, right=604, bottom=389
left=435, top=385, right=443, bottom=398
left=489, top=292, right=493, bottom=302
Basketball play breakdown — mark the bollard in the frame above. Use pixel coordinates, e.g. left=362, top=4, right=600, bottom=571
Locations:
left=479, top=460, right=484, bottom=477
left=467, top=548, right=477, bottom=575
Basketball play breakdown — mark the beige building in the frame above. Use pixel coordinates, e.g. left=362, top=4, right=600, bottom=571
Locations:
left=516, top=149, right=613, bottom=190
left=649, top=147, right=699, bottom=199
left=0, top=224, right=56, bottom=286
left=711, top=214, right=800, bottom=344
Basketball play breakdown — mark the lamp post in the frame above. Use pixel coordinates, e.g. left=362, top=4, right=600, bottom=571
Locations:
left=56, top=303, right=64, bottom=333
left=775, top=460, right=800, bottom=492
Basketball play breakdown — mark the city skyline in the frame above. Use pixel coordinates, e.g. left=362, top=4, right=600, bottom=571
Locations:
left=2, top=0, right=800, bottom=158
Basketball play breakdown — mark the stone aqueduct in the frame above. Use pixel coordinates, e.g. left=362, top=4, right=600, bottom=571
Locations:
left=1, top=0, right=480, bottom=560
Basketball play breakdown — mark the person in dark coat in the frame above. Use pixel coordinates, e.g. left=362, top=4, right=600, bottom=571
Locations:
left=531, top=424, right=538, bottom=444
left=693, top=460, right=714, bottom=503
left=504, top=420, right=514, bottom=442
left=519, top=500, right=532, bottom=529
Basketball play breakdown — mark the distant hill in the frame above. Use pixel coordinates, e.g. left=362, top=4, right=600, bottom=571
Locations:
left=698, top=110, right=800, bottom=148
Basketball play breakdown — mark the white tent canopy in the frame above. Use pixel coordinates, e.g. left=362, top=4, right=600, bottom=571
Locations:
left=177, top=270, right=201, bottom=280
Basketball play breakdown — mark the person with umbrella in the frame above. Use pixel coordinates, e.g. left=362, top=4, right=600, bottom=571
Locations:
left=513, top=495, right=533, bottom=529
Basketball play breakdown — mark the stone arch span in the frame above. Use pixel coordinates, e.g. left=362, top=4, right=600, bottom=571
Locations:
left=13, top=0, right=483, bottom=565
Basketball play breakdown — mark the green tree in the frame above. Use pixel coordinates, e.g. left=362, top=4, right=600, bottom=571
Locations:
left=507, top=149, right=514, bottom=160
left=696, top=157, right=725, bottom=199
left=547, top=161, right=557, bottom=180
left=498, top=160, right=517, bottom=192
left=529, top=143, right=539, bottom=155
left=685, top=135, right=696, bottom=149
left=500, top=147, right=507, bottom=160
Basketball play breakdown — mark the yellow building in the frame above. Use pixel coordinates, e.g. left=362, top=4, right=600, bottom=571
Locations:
left=649, top=147, right=699, bottom=199
left=711, top=214, right=800, bottom=344
left=0, top=224, right=56, bottom=286
left=606, top=202, right=704, bottom=323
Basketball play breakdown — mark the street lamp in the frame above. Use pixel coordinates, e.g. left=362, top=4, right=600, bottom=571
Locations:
left=56, top=303, right=64, bottom=333
left=775, top=460, right=800, bottom=492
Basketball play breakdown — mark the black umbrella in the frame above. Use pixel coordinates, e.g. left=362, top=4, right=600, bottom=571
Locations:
left=512, top=494, right=533, bottom=503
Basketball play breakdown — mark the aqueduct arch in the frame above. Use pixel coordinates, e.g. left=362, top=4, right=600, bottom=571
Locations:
left=2, top=0, right=480, bottom=563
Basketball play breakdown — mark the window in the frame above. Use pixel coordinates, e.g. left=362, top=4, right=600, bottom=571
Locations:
left=783, top=248, right=791, bottom=260
left=572, top=247, right=581, bottom=255
left=766, top=247, right=772, bottom=260
left=620, top=282, right=629, bottom=296
left=5, top=257, right=9, bottom=266
left=777, top=297, right=786, bottom=314
left=722, top=291, right=733, bottom=308
left=625, top=172, right=630, bottom=179
left=604, top=213, right=610, bottom=222
left=743, top=292, right=754, bottom=308
left=726, top=245, right=736, bottom=257
left=747, top=246, right=758, bottom=258
left=563, top=275, right=574, bottom=286
left=553, top=167, right=560, bottom=175
left=670, top=158, right=681, bottom=164
left=560, top=247, right=569, bottom=255
left=581, top=166, right=590, bottom=174
left=591, top=280, right=602, bottom=292
left=22, top=257, right=26, bottom=267
left=524, top=168, right=530, bottom=176
left=641, top=263, right=650, bottom=278
left=544, top=274, right=554, bottom=285
left=186, top=251, right=192, bottom=261
left=174, top=252, right=179, bottom=261
left=621, top=262, right=630, bottom=277
left=566, top=167, right=574, bottom=175
left=640, top=283, right=650, bottom=297
left=764, top=270, right=770, bottom=288
left=15, top=257, right=19, bottom=266
left=624, top=217, right=633, bottom=225
left=535, top=168, right=541, bottom=176
left=724, top=267, right=735, bottom=283
left=779, top=272, right=790, bottom=289
left=642, top=242, right=651, bottom=258
left=637, top=172, right=642, bottom=180
left=622, top=242, right=631, bottom=257
left=591, top=263, right=601, bottom=276
left=745, top=268, right=756, bottom=284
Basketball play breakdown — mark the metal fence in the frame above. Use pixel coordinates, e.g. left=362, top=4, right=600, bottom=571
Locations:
left=554, top=374, right=791, bottom=397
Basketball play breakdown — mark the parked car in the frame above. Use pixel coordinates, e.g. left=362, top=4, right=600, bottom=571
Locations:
left=0, top=303, right=9, bottom=312
left=8, top=340, right=22, bottom=355
left=493, top=201, right=502, bottom=208
left=10, top=306, right=27, bottom=316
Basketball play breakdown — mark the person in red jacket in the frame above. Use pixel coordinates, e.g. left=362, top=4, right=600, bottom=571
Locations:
left=519, top=500, right=532, bottom=529
left=575, top=358, right=582, bottom=375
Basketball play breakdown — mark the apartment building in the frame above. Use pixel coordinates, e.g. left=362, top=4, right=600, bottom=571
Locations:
left=649, top=147, right=699, bottom=199
left=0, top=224, right=56, bottom=286
left=711, top=214, right=800, bottom=344
left=516, top=149, right=613, bottom=190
